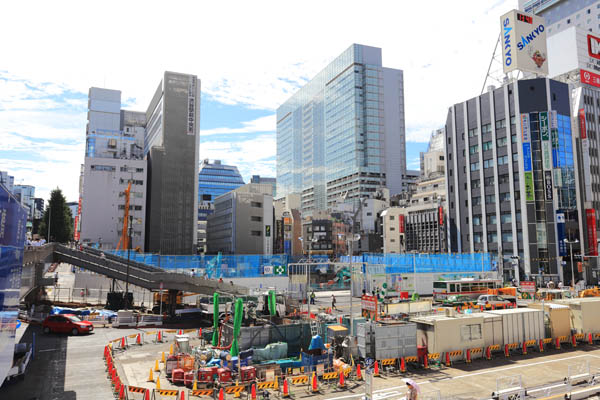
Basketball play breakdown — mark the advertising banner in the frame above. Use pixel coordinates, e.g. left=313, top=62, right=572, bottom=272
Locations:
left=551, top=128, right=559, bottom=149
left=524, top=171, right=535, bottom=202
left=521, top=113, right=531, bottom=142
left=586, top=209, right=598, bottom=256
left=501, top=10, right=548, bottom=75
left=520, top=281, right=536, bottom=293
left=557, top=211, right=567, bottom=257
left=73, top=216, right=80, bottom=241
left=544, top=170, right=553, bottom=200
left=581, top=69, right=600, bottom=88
left=551, top=110, right=557, bottom=130
left=399, top=215, right=405, bottom=234
left=554, top=169, right=562, bottom=187
left=522, top=142, right=532, bottom=171
left=540, top=111, right=549, bottom=140
left=439, top=206, right=444, bottom=225
left=579, top=108, right=587, bottom=139
left=542, top=141, right=552, bottom=171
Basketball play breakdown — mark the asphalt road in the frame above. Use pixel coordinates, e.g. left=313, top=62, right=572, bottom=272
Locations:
left=0, top=322, right=142, bottom=400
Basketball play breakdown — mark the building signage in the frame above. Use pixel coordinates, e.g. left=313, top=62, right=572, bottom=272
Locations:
left=501, top=10, right=548, bottom=75
left=540, top=111, right=549, bottom=140
left=399, top=215, right=405, bottom=234
left=542, top=141, right=552, bottom=171
left=551, top=128, right=559, bottom=149
left=520, top=281, right=536, bottom=293
left=524, top=171, right=535, bottom=202
left=186, top=76, right=197, bottom=135
left=73, top=216, right=79, bottom=241
left=522, top=142, right=532, bottom=171
left=554, top=169, right=562, bottom=187
left=265, top=225, right=271, bottom=237
left=589, top=33, right=600, bottom=59
left=521, top=113, right=531, bottom=142
left=587, top=209, right=598, bottom=256
left=550, top=110, right=557, bottom=130
left=580, top=69, right=600, bottom=88
left=439, top=206, right=444, bottom=226
left=544, top=170, right=553, bottom=200
left=579, top=108, right=587, bottom=139
left=557, top=211, right=567, bottom=256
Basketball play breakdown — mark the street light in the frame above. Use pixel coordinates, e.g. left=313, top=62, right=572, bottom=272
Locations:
left=510, top=256, right=520, bottom=285
left=564, top=238, right=579, bottom=288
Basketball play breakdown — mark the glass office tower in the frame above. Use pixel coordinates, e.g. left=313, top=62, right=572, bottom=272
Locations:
left=276, top=44, right=406, bottom=215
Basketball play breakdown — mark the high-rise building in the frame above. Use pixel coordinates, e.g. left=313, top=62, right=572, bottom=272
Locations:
left=0, top=171, right=14, bottom=193
left=445, top=78, right=579, bottom=285
left=80, top=88, right=147, bottom=250
left=250, top=175, right=276, bottom=198
left=145, top=72, right=200, bottom=255
left=13, top=185, right=35, bottom=220
left=206, top=183, right=274, bottom=254
left=197, top=159, right=244, bottom=252
left=520, top=0, right=600, bottom=35
left=276, top=44, right=406, bottom=215
left=420, top=128, right=446, bottom=179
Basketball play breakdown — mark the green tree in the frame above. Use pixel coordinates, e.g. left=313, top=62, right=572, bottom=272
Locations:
left=39, top=188, right=73, bottom=243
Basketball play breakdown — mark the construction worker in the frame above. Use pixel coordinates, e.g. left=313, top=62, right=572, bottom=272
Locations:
left=310, top=291, right=316, bottom=305
left=331, top=294, right=337, bottom=310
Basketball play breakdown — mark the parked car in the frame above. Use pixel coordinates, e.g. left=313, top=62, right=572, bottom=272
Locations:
left=442, top=295, right=473, bottom=307
left=42, top=314, right=94, bottom=335
left=476, top=294, right=514, bottom=308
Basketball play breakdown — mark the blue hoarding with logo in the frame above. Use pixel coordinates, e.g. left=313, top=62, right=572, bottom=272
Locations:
left=522, top=142, right=532, bottom=171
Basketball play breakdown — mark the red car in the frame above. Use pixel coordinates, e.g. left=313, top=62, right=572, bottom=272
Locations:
left=42, top=314, right=94, bottom=335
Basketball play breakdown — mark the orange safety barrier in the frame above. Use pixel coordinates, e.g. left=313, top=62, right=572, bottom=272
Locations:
left=190, top=389, right=214, bottom=397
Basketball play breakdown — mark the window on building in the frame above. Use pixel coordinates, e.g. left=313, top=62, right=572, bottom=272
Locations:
left=251, top=230, right=262, bottom=236
left=497, top=155, right=509, bottom=165
left=91, top=165, right=116, bottom=172
left=250, top=216, right=262, bottom=222
left=510, top=116, right=516, bottom=125
left=499, top=192, right=510, bottom=201
left=473, top=215, right=482, bottom=225
left=472, top=196, right=481, bottom=206
left=501, top=213, right=511, bottom=224
left=496, top=137, right=507, bottom=147
left=389, top=215, right=395, bottom=220
left=484, top=159, right=493, bottom=168
left=487, top=214, right=497, bottom=224
left=470, top=162, right=480, bottom=171
left=502, top=231, right=513, bottom=242
left=250, top=202, right=262, bottom=208
left=485, top=176, right=495, bottom=186
left=485, top=194, right=495, bottom=204
left=496, top=119, right=506, bottom=129
left=474, top=233, right=483, bottom=243
left=487, top=232, right=498, bottom=242
left=136, top=168, right=144, bottom=173
left=472, top=179, right=480, bottom=189
left=470, top=144, right=479, bottom=154
left=482, top=123, right=492, bottom=134
left=461, top=324, right=482, bottom=341
left=511, top=133, right=517, bottom=143
left=498, top=174, right=509, bottom=184
left=468, top=128, right=478, bottom=137
left=483, top=141, right=493, bottom=151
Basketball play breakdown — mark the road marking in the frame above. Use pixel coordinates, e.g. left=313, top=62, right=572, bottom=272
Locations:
left=39, top=348, right=58, bottom=352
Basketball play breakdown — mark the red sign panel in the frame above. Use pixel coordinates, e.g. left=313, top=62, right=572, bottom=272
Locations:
left=579, top=108, right=587, bottom=139
left=581, top=69, right=600, bottom=88
left=438, top=206, right=444, bottom=225
left=588, top=34, right=600, bottom=59
left=520, top=281, right=536, bottom=293
left=398, top=215, right=405, bottom=233
left=73, top=215, right=80, bottom=241
left=587, top=209, right=598, bottom=256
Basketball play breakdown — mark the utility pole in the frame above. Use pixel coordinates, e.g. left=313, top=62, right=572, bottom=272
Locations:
left=47, top=204, right=51, bottom=242
left=564, top=238, right=579, bottom=288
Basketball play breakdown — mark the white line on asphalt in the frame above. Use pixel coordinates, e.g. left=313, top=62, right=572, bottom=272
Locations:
left=38, top=348, right=58, bottom=352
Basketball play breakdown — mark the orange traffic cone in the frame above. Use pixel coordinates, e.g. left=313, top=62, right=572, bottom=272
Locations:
left=400, top=357, right=406, bottom=372
left=157, top=330, right=163, bottom=342
left=119, top=383, right=125, bottom=399
left=522, top=342, right=528, bottom=355
left=311, top=372, right=318, bottom=393
left=180, top=389, right=186, bottom=400
left=148, top=367, right=154, bottom=382
left=136, top=333, right=142, bottom=345
left=466, top=349, right=471, bottom=363
left=356, top=364, right=362, bottom=380
left=198, top=327, right=202, bottom=338
left=423, top=354, right=429, bottom=369
left=251, top=383, right=257, bottom=400
left=219, top=388, right=224, bottom=400
left=283, top=377, right=290, bottom=397
left=178, top=329, right=183, bottom=335
left=572, top=335, right=577, bottom=348
left=556, top=337, right=561, bottom=350
left=485, top=346, right=491, bottom=360
left=445, top=352, right=451, bottom=367
left=589, top=333, right=594, bottom=345
left=155, top=359, right=160, bottom=372
left=144, top=388, right=151, bottom=400
left=504, top=344, right=510, bottom=357
left=539, top=339, right=544, bottom=352
left=339, top=369, right=345, bottom=388
left=373, top=361, right=379, bottom=377
left=120, top=336, right=126, bottom=349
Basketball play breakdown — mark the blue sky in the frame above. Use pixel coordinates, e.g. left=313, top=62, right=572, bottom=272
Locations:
left=0, top=0, right=513, bottom=201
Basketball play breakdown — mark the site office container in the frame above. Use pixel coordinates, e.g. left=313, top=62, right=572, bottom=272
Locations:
left=555, top=297, right=600, bottom=334
left=412, top=314, right=484, bottom=355
left=357, top=321, right=417, bottom=360
left=383, top=300, right=433, bottom=316
left=485, top=308, right=544, bottom=345
left=481, top=313, right=503, bottom=348
left=527, top=303, right=571, bottom=338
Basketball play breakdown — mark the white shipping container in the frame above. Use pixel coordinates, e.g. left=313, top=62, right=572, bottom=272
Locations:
left=487, top=309, right=544, bottom=345
left=482, top=313, right=503, bottom=347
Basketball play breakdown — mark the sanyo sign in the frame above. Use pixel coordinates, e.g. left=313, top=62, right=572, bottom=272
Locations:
left=501, top=10, right=549, bottom=76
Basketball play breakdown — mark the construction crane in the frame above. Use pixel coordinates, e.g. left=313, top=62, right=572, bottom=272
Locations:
left=116, top=182, right=132, bottom=251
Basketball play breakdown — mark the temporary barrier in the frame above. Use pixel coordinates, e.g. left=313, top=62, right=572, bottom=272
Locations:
left=257, top=380, right=277, bottom=389
left=427, top=353, right=441, bottom=360
left=129, top=386, right=146, bottom=394
left=190, top=389, right=213, bottom=397
left=380, top=358, right=396, bottom=366
left=224, top=386, right=244, bottom=395
left=404, top=356, right=418, bottom=363
left=322, top=371, right=339, bottom=381
left=156, top=389, right=179, bottom=396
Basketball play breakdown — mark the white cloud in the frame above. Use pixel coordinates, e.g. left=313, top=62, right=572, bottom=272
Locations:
left=201, top=115, right=275, bottom=136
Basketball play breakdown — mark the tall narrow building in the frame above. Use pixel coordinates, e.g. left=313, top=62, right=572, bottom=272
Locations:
left=276, top=44, right=406, bottom=215
left=144, top=72, right=200, bottom=255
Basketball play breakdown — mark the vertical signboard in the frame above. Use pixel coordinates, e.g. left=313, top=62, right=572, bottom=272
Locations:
left=579, top=109, right=587, bottom=139
left=540, top=111, right=549, bottom=140
left=500, top=10, right=548, bottom=75
left=557, top=212, right=566, bottom=256
left=586, top=209, right=598, bottom=256
left=524, top=171, right=535, bottom=202
left=544, top=170, right=553, bottom=200
left=522, top=142, right=532, bottom=171
left=186, top=76, right=197, bottom=135
left=540, top=111, right=552, bottom=171
left=439, top=206, right=444, bottom=225
left=580, top=108, right=593, bottom=201
left=521, top=113, right=531, bottom=142
left=398, top=215, right=405, bottom=234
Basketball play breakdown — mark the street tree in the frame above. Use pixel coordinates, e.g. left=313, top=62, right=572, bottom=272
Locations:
left=39, top=188, right=73, bottom=243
